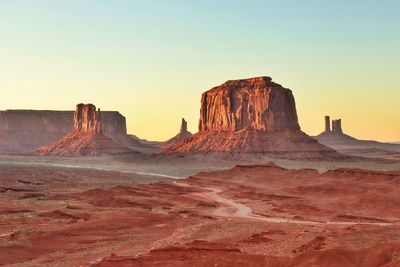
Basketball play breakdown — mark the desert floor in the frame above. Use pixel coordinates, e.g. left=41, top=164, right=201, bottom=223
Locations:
left=1, top=155, right=400, bottom=266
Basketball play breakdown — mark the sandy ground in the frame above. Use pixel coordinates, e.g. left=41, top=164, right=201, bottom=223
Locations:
left=1, top=155, right=400, bottom=266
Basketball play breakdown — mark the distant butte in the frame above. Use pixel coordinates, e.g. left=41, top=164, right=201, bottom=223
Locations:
left=0, top=107, right=148, bottom=154
left=37, top=104, right=134, bottom=156
left=316, top=116, right=400, bottom=159
left=165, top=76, right=341, bottom=159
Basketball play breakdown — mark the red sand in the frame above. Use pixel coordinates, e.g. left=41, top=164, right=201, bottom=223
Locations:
left=1, top=162, right=400, bottom=266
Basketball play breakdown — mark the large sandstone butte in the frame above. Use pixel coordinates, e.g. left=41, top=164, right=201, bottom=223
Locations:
left=163, top=118, right=193, bottom=147
left=199, top=77, right=300, bottom=132
left=166, top=77, right=340, bottom=158
left=37, top=104, right=133, bottom=156
left=0, top=107, right=146, bottom=155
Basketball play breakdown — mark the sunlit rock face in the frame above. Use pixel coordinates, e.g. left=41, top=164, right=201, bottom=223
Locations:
left=165, top=76, right=340, bottom=159
left=74, top=104, right=102, bottom=133
left=37, top=104, right=133, bottom=156
left=0, top=105, right=147, bottom=154
left=199, top=77, right=300, bottom=132
left=0, top=109, right=124, bottom=153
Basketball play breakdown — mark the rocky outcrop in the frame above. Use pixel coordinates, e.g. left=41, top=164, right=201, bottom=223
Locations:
left=180, top=118, right=188, bottom=133
left=325, top=116, right=331, bottom=133
left=332, top=119, right=343, bottom=134
left=199, top=77, right=300, bottom=132
left=163, top=118, right=193, bottom=147
left=317, top=116, right=349, bottom=138
left=316, top=116, right=400, bottom=158
left=0, top=107, right=148, bottom=154
left=37, top=104, right=133, bottom=156
left=74, top=104, right=101, bottom=133
left=165, top=76, right=340, bottom=158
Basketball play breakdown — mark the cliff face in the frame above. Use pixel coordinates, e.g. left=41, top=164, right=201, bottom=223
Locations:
left=74, top=104, right=101, bottom=133
left=166, top=77, right=340, bottom=158
left=37, top=104, right=133, bottom=156
left=199, top=77, right=300, bottom=132
left=0, top=110, right=73, bottom=154
left=0, top=107, right=139, bottom=154
left=332, top=119, right=343, bottom=134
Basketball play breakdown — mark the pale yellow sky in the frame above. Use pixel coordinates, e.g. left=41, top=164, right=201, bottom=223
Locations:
left=0, top=1, right=399, bottom=142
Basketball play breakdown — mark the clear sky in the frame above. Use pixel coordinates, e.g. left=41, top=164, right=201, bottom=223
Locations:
left=0, top=0, right=399, bottom=141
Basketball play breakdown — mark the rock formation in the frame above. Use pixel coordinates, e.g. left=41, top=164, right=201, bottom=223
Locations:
left=165, top=76, right=340, bottom=158
left=316, top=116, right=400, bottom=158
left=73, top=104, right=102, bottom=133
left=199, top=77, right=300, bottom=132
left=180, top=118, right=188, bottom=133
left=163, top=118, right=193, bottom=147
left=37, top=104, right=133, bottom=156
left=332, top=119, right=342, bottom=134
left=0, top=108, right=149, bottom=155
left=0, top=110, right=74, bottom=154
left=324, top=116, right=331, bottom=133
left=318, top=116, right=349, bottom=138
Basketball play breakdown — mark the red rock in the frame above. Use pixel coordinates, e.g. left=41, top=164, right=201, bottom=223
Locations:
left=0, top=108, right=147, bottom=154
left=37, top=104, right=133, bottom=156
left=163, top=118, right=193, bottom=147
left=166, top=77, right=340, bottom=158
left=199, top=77, right=300, bottom=132
left=73, top=103, right=101, bottom=133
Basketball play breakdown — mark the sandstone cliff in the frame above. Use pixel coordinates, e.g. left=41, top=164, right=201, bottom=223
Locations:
left=0, top=107, right=147, bottom=154
left=166, top=77, right=340, bottom=158
left=37, top=104, right=133, bottom=156
left=199, top=77, right=300, bottom=132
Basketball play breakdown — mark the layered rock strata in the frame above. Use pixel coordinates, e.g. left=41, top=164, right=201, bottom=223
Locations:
left=199, top=77, right=300, bottom=132
left=166, top=77, right=339, bottom=158
left=37, top=104, right=133, bottom=156
left=0, top=108, right=146, bottom=154
left=163, top=118, right=193, bottom=147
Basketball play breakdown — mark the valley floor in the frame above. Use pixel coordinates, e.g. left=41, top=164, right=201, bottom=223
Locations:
left=1, top=155, right=400, bottom=266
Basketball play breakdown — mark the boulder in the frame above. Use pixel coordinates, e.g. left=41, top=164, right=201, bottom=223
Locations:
left=73, top=103, right=101, bottom=133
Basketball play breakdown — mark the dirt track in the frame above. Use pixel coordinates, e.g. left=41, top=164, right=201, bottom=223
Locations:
left=176, top=181, right=396, bottom=227
left=2, top=161, right=400, bottom=266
